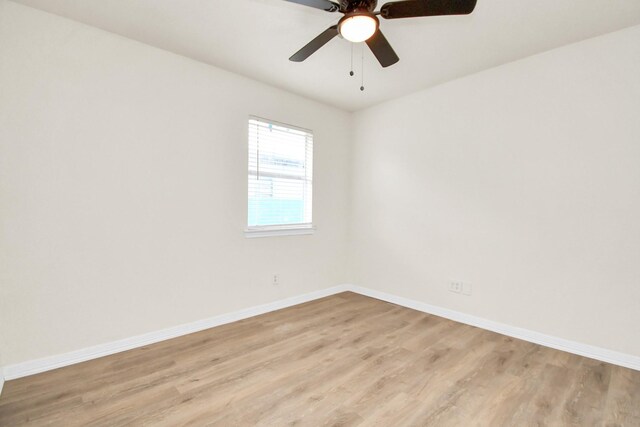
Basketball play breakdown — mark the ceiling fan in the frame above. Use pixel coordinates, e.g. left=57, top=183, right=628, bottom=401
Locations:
left=287, top=0, right=477, bottom=67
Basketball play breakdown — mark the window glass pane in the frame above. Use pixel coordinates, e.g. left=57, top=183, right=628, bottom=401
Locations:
left=248, top=118, right=312, bottom=228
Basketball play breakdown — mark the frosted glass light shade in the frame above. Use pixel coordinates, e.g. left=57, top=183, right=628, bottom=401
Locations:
left=339, top=15, right=377, bottom=43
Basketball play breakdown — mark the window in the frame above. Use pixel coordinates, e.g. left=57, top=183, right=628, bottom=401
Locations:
left=246, top=117, right=314, bottom=237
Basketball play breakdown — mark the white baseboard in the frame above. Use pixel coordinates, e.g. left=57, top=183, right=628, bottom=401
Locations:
left=3, top=283, right=638, bottom=381
left=2, top=285, right=349, bottom=380
left=0, top=372, right=4, bottom=396
left=348, top=285, right=640, bottom=372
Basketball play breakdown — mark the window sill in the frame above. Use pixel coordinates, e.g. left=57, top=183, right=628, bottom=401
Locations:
left=244, top=225, right=315, bottom=238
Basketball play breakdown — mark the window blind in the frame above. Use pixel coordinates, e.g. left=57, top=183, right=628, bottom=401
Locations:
left=247, top=117, right=313, bottom=229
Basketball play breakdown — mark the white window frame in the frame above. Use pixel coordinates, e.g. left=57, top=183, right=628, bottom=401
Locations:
left=245, top=116, right=315, bottom=238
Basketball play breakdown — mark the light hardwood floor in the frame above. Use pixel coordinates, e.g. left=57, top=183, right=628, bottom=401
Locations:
left=1, top=292, right=639, bottom=426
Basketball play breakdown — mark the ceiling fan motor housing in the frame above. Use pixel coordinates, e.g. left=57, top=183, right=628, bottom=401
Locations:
left=337, top=0, right=378, bottom=13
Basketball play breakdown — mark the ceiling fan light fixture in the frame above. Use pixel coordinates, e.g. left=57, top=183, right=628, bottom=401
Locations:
left=338, top=14, right=378, bottom=43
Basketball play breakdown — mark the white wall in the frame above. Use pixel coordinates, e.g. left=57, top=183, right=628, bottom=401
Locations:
left=0, top=1, right=352, bottom=366
left=350, top=25, right=640, bottom=357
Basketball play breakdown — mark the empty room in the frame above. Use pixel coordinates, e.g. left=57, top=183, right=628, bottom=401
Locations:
left=0, top=0, right=639, bottom=425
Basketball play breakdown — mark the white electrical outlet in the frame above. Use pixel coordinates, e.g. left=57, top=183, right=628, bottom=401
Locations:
left=272, top=274, right=279, bottom=286
left=449, top=281, right=471, bottom=296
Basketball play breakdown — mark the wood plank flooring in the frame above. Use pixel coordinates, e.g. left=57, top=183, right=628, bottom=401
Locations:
left=1, top=292, right=639, bottom=426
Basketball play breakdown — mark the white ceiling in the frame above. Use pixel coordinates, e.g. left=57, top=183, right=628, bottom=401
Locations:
left=11, top=0, right=640, bottom=111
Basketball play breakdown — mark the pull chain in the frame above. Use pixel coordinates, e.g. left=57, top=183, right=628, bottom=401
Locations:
left=349, top=43, right=354, bottom=77
left=360, top=43, right=365, bottom=91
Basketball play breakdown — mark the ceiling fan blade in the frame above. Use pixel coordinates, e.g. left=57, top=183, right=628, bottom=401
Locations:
left=290, top=25, right=339, bottom=62
left=283, top=0, right=339, bottom=12
left=366, top=30, right=399, bottom=68
left=380, top=0, right=477, bottom=19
